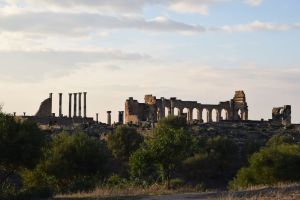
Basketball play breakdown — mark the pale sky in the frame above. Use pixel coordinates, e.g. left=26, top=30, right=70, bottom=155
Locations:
left=0, top=0, right=299, bottom=123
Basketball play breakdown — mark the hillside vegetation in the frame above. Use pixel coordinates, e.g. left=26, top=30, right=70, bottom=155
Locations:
left=1, top=112, right=300, bottom=199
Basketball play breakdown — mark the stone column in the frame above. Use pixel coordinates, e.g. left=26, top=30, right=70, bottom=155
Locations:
left=167, top=107, right=171, bottom=116
left=13, top=112, right=16, bottom=116
left=197, top=109, right=203, bottom=122
left=118, top=111, right=124, bottom=124
left=59, top=93, right=62, bottom=117
left=107, top=111, right=112, bottom=125
left=216, top=110, right=221, bottom=122
left=160, top=98, right=165, bottom=119
left=73, top=93, right=77, bottom=117
left=68, top=93, right=72, bottom=118
left=188, top=108, right=193, bottom=123
left=49, top=93, right=53, bottom=114
left=244, top=109, right=248, bottom=120
left=206, top=110, right=210, bottom=123
left=23, top=112, right=26, bottom=116
left=178, top=108, right=183, bottom=116
left=96, top=113, right=99, bottom=123
left=78, top=92, right=82, bottom=117
left=83, top=92, right=87, bottom=118
left=170, top=101, right=175, bottom=116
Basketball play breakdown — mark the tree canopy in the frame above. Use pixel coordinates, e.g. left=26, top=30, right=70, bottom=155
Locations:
left=0, top=113, right=45, bottom=170
left=108, top=125, right=143, bottom=161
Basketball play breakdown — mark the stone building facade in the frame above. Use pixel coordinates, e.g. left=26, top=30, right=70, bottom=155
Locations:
left=125, top=91, right=249, bottom=124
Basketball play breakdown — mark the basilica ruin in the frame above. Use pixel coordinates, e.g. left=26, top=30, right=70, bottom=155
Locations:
left=125, top=91, right=292, bottom=126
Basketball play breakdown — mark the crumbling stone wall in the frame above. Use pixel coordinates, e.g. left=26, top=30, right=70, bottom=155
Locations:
left=272, top=105, right=291, bottom=126
left=125, top=91, right=249, bottom=124
left=35, top=94, right=52, bottom=117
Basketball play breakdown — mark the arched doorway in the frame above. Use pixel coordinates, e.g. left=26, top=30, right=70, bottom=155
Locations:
left=211, top=109, right=218, bottom=122
left=238, top=109, right=243, bottom=120
left=183, top=108, right=189, bottom=121
left=174, top=107, right=180, bottom=116
left=165, top=107, right=170, bottom=117
left=202, top=108, right=209, bottom=123
left=193, top=108, right=199, bottom=121
left=221, top=109, right=228, bottom=121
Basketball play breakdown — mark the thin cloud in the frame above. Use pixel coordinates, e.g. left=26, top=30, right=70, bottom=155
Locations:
left=0, top=12, right=206, bottom=36
left=245, top=0, right=263, bottom=6
left=0, top=49, right=152, bottom=81
left=220, top=21, right=290, bottom=32
left=4, top=0, right=227, bottom=14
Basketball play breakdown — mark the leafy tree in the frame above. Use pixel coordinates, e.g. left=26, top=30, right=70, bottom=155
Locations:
left=230, top=144, right=300, bottom=189
left=129, top=146, right=159, bottom=184
left=37, top=133, right=109, bottom=192
left=150, top=126, right=195, bottom=188
left=129, top=116, right=195, bottom=188
left=108, top=125, right=143, bottom=161
left=0, top=112, right=45, bottom=185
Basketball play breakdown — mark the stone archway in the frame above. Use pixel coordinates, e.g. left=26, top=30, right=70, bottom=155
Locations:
left=202, top=108, right=209, bottom=123
left=165, top=107, right=170, bottom=117
left=211, top=109, right=218, bottom=122
left=192, top=108, right=199, bottom=121
left=221, top=109, right=229, bottom=121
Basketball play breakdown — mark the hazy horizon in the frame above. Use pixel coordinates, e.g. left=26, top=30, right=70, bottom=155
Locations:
left=0, top=0, right=299, bottom=123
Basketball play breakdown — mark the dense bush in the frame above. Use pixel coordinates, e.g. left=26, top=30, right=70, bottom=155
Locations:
left=182, top=136, right=239, bottom=187
left=230, top=144, right=300, bottom=189
left=156, top=115, right=187, bottom=129
left=108, top=125, right=144, bottom=161
left=35, top=133, right=110, bottom=193
left=266, top=134, right=295, bottom=147
left=0, top=113, right=45, bottom=170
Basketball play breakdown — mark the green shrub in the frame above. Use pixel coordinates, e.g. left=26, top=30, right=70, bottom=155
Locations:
left=266, top=134, right=295, bottom=147
left=19, top=186, right=53, bottom=199
left=106, top=174, right=127, bottom=186
left=156, top=115, right=187, bottom=129
left=195, top=182, right=206, bottom=192
left=182, top=136, right=239, bottom=184
left=169, top=178, right=185, bottom=189
left=0, top=181, right=18, bottom=200
left=36, top=133, right=109, bottom=193
left=230, top=144, right=300, bottom=190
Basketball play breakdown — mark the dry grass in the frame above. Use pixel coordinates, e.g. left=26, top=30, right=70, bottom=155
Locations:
left=55, top=184, right=195, bottom=199
left=217, top=183, right=300, bottom=200
left=54, top=183, right=300, bottom=200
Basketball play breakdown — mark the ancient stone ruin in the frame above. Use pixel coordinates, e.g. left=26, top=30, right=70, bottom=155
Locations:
left=125, top=91, right=249, bottom=124
left=35, top=93, right=53, bottom=117
left=17, top=90, right=293, bottom=127
left=272, top=105, right=292, bottom=126
left=36, top=92, right=87, bottom=118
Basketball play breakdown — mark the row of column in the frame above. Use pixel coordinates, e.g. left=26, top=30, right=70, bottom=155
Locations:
left=96, top=111, right=124, bottom=125
left=57, top=92, right=87, bottom=118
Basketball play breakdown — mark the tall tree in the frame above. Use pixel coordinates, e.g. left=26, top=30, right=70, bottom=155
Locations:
left=0, top=112, right=45, bottom=185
